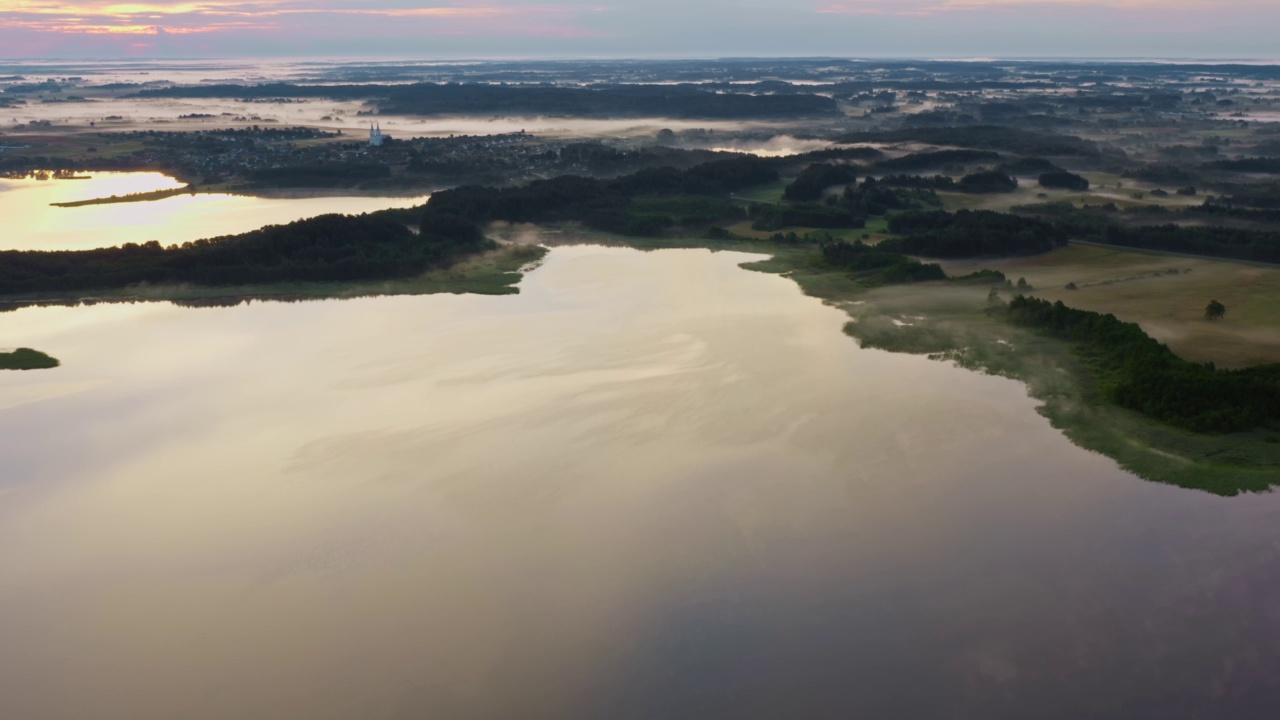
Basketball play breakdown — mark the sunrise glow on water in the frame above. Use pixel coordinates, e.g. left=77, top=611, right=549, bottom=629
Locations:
left=0, top=172, right=429, bottom=251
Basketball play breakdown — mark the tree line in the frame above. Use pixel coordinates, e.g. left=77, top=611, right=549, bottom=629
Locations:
left=882, top=210, right=1067, bottom=257
left=820, top=239, right=947, bottom=284
left=0, top=213, right=491, bottom=294
left=1006, top=296, right=1280, bottom=433
left=872, top=149, right=1001, bottom=173
left=423, top=157, right=777, bottom=234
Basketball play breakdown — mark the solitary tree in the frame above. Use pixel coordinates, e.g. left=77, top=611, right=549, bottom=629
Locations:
left=1205, top=299, right=1226, bottom=321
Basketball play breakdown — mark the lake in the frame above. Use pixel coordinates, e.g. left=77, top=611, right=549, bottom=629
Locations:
left=2, top=245, right=1279, bottom=719
left=0, top=172, right=430, bottom=251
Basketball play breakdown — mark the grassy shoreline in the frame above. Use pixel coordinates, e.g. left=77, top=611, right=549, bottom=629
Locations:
left=822, top=281, right=1280, bottom=495
left=0, top=224, right=1274, bottom=493
left=602, top=229, right=1280, bottom=494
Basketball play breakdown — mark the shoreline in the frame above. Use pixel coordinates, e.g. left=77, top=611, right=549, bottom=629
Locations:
left=606, top=231, right=1280, bottom=495
left=0, top=244, right=546, bottom=311
left=0, top=225, right=1275, bottom=493
left=45, top=183, right=437, bottom=207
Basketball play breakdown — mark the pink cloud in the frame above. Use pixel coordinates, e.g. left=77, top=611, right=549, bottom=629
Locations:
left=0, top=1, right=608, bottom=40
left=818, top=0, right=1217, bottom=17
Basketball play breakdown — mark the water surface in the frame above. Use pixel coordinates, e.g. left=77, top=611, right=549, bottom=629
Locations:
left=0, top=172, right=429, bottom=251
left=1, top=246, right=1278, bottom=720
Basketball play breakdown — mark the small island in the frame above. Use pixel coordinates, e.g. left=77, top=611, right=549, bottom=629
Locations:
left=0, top=348, right=60, bottom=370
left=51, top=185, right=194, bottom=207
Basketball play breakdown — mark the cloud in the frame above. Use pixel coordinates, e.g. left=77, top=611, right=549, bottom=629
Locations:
left=0, top=0, right=607, bottom=38
left=817, top=0, right=1218, bottom=16
left=0, top=0, right=1275, bottom=58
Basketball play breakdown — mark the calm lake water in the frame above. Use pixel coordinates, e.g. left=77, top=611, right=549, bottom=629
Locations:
left=0, top=172, right=430, bottom=251
left=2, top=246, right=1280, bottom=719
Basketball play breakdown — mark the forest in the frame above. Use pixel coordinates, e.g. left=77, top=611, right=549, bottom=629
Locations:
left=783, top=163, right=858, bottom=202
left=1084, top=224, right=1280, bottom=263
left=883, top=210, right=1067, bottom=257
left=1016, top=205, right=1280, bottom=263
left=876, top=174, right=958, bottom=190
left=422, top=157, right=776, bottom=234
left=871, top=149, right=1000, bottom=173
left=957, top=170, right=1019, bottom=194
left=749, top=202, right=864, bottom=231
left=1006, top=296, right=1280, bottom=433
left=0, top=213, right=491, bottom=294
left=1205, top=158, right=1280, bottom=174
left=836, top=178, right=943, bottom=215
left=820, top=239, right=948, bottom=284
left=1038, top=170, right=1090, bottom=191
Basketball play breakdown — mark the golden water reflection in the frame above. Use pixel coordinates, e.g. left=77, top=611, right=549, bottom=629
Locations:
left=0, top=172, right=430, bottom=251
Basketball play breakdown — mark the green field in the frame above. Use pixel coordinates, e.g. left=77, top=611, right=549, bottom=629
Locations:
left=730, top=180, right=788, bottom=204
left=2, top=133, right=146, bottom=161
left=724, top=217, right=894, bottom=244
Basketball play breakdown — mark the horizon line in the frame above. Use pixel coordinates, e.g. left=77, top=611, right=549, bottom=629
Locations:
left=3, top=54, right=1280, bottom=65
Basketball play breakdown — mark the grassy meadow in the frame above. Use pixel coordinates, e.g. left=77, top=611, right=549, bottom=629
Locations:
left=939, top=243, right=1280, bottom=368
left=829, top=280, right=1280, bottom=494
left=606, top=224, right=1280, bottom=494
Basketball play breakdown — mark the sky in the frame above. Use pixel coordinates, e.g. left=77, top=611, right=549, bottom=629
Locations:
left=2, top=0, right=1279, bottom=60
